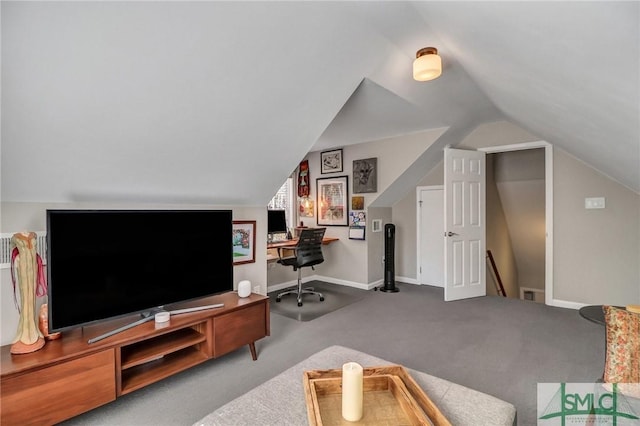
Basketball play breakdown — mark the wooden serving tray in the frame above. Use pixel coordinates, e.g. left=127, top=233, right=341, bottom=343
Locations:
left=303, top=365, right=451, bottom=426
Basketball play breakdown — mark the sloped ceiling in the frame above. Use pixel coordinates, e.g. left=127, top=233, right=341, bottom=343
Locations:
left=2, top=2, right=638, bottom=206
left=411, top=1, right=640, bottom=192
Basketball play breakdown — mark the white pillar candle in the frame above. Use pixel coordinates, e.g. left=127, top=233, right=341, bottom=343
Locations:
left=341, top=362, right=364, bottom=421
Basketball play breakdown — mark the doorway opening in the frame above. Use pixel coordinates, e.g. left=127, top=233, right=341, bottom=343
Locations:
left=416, top=141, right=553, bottom=304
left=480, top=142, right=553, bottom=304
left=485, top=148, right=545, bottom=301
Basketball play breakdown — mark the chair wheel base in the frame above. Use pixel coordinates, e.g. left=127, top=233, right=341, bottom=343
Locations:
left=319, top=297, right=325, bottom=302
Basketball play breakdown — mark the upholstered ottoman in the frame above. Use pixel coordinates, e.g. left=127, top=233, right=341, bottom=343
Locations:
left=194, top=345, right=516, bottom=425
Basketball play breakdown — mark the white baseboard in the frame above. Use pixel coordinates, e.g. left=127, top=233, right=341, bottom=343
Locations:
left=368, top=279, right=384, bottom=289
left=548, top=298, right=586, bottom=310
left=419, top=282, right=444, bottom=288
left=267, top=275, right=380, bottom=292
left=268, top=275, right=423, bottom=293
left=316, top=275, right=371, bottom=290
left=268, top=278, right=586, bottom=310
left=268, top=279, right=306, bottom=293
left=395, top=276, right=419, bottom=285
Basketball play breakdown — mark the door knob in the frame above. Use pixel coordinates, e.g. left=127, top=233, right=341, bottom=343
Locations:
left=446, top=231, right=458, bottom=237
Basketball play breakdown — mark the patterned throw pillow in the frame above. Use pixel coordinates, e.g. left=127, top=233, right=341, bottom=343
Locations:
left=603, top=305, right=640, bottom=398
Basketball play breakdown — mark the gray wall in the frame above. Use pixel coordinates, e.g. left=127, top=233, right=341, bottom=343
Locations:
left=554, top=149, right=640, bottom=304
left=392, top=121, right=640, bottom=306
left=267, top=129, right=444, bottom=289
left=393, top=121, right=541, bottom=281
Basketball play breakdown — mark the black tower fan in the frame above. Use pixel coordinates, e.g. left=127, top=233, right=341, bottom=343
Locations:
left=380, top=223, right=399, bottom=292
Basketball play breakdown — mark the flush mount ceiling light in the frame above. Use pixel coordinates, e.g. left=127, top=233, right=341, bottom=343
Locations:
left=413, top=47, right=442, bottom=81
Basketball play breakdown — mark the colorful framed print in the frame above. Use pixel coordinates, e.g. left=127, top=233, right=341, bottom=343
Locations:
left=317, top=176, right=348, bottom=226
left=349, top=210, right=366, bottom=240
left=299, top=197, right=315, bottom=217
left=232, top=220, right=256, bottom=265
left=321, top=149, right=343, bottom=174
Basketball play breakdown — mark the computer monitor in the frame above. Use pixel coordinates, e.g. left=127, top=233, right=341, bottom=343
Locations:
left=267, top=210, right=288, bottom=234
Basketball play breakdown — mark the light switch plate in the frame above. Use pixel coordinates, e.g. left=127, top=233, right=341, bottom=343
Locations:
left=585, top=197, right=605, bottom=209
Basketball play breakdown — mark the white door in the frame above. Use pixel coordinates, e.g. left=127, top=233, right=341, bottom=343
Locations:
left=444, top=148, right=486, bottom=301
left=418, top=187, right=444, bottom=287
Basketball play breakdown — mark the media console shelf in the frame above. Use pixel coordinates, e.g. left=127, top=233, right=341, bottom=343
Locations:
left=0, top=292, right=269, bottom=425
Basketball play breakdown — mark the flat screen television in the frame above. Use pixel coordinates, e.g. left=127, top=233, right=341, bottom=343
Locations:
left=267, top=209, right=287, bottom=234
left=46, top=209, right=233, bottom=333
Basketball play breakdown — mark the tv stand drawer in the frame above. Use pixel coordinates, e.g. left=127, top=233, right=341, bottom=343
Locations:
left=213, top=303, right=267, bottom=357
left=1, top=350, right=116, bottom=425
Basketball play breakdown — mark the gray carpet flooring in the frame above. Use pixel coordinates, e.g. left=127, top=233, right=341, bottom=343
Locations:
left=268, top=280, right=367, bottom=321
left=61, top=283, right=605, bottom=426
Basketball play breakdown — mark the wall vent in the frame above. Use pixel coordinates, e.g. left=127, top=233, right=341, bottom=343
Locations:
left=0, top=232, right=47, bottom=269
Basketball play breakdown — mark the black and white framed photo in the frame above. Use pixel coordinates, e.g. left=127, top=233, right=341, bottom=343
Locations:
left=320, top=149, right=343, bottom=174
left=353, top=157, right=377, bottom=193
left=317, top=176, right=348, bottom=226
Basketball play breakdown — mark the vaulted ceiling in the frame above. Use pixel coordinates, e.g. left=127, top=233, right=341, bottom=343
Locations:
left=2, top=2, right=638, bottom=205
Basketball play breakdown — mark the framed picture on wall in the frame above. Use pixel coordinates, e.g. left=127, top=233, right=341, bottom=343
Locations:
left=353, top=157, right=377, bottom=193
left=299, top=198, right=315, bottom=217
left=320, top=149, right=343, bottom=174
left=317, top=176, right=348, bottom=226
left=349, top=211, right=366, bottom=240
left=351, top=196, right=364, bottom=210
left=232, top=221, right=256, bottom=265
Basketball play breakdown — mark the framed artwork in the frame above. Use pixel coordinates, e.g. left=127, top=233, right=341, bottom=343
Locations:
left=317, top=176, right=349, bottom=226
left=299, top=197, right=315, bottom=217
left=349, top=211, right=366, bottom=240
left=351, top=196, right=364, bottom=210
left=321, top=149, right=343, bottom=174
left=353, top=157, right=377, bottom=193
left=297, top=160, right=310, bottom=197
left=232, top=221, right=256, bottom=265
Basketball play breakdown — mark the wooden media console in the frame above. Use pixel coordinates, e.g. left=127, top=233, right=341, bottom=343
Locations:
left=0, top=292, right=269, bottom=425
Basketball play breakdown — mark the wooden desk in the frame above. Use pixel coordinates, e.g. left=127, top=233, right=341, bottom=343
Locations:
left=267, top=237, right=338, bottom=249
left=267, top=237, right=339, bottom=262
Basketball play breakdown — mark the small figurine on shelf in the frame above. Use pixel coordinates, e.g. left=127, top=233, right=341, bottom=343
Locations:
left=39, top=304, right=61, bottom=341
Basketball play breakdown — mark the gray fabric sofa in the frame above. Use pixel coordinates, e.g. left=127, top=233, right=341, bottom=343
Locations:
left=194, top=345, right=516, bottom=425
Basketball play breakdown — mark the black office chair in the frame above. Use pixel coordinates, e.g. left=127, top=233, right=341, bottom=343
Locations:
left=275, top=228, right=326, bottom=307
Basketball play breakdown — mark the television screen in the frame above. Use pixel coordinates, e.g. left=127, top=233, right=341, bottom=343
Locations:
left=267, top=209, right=287, bottom=234
left=46, top=209, right=233, bottom=332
